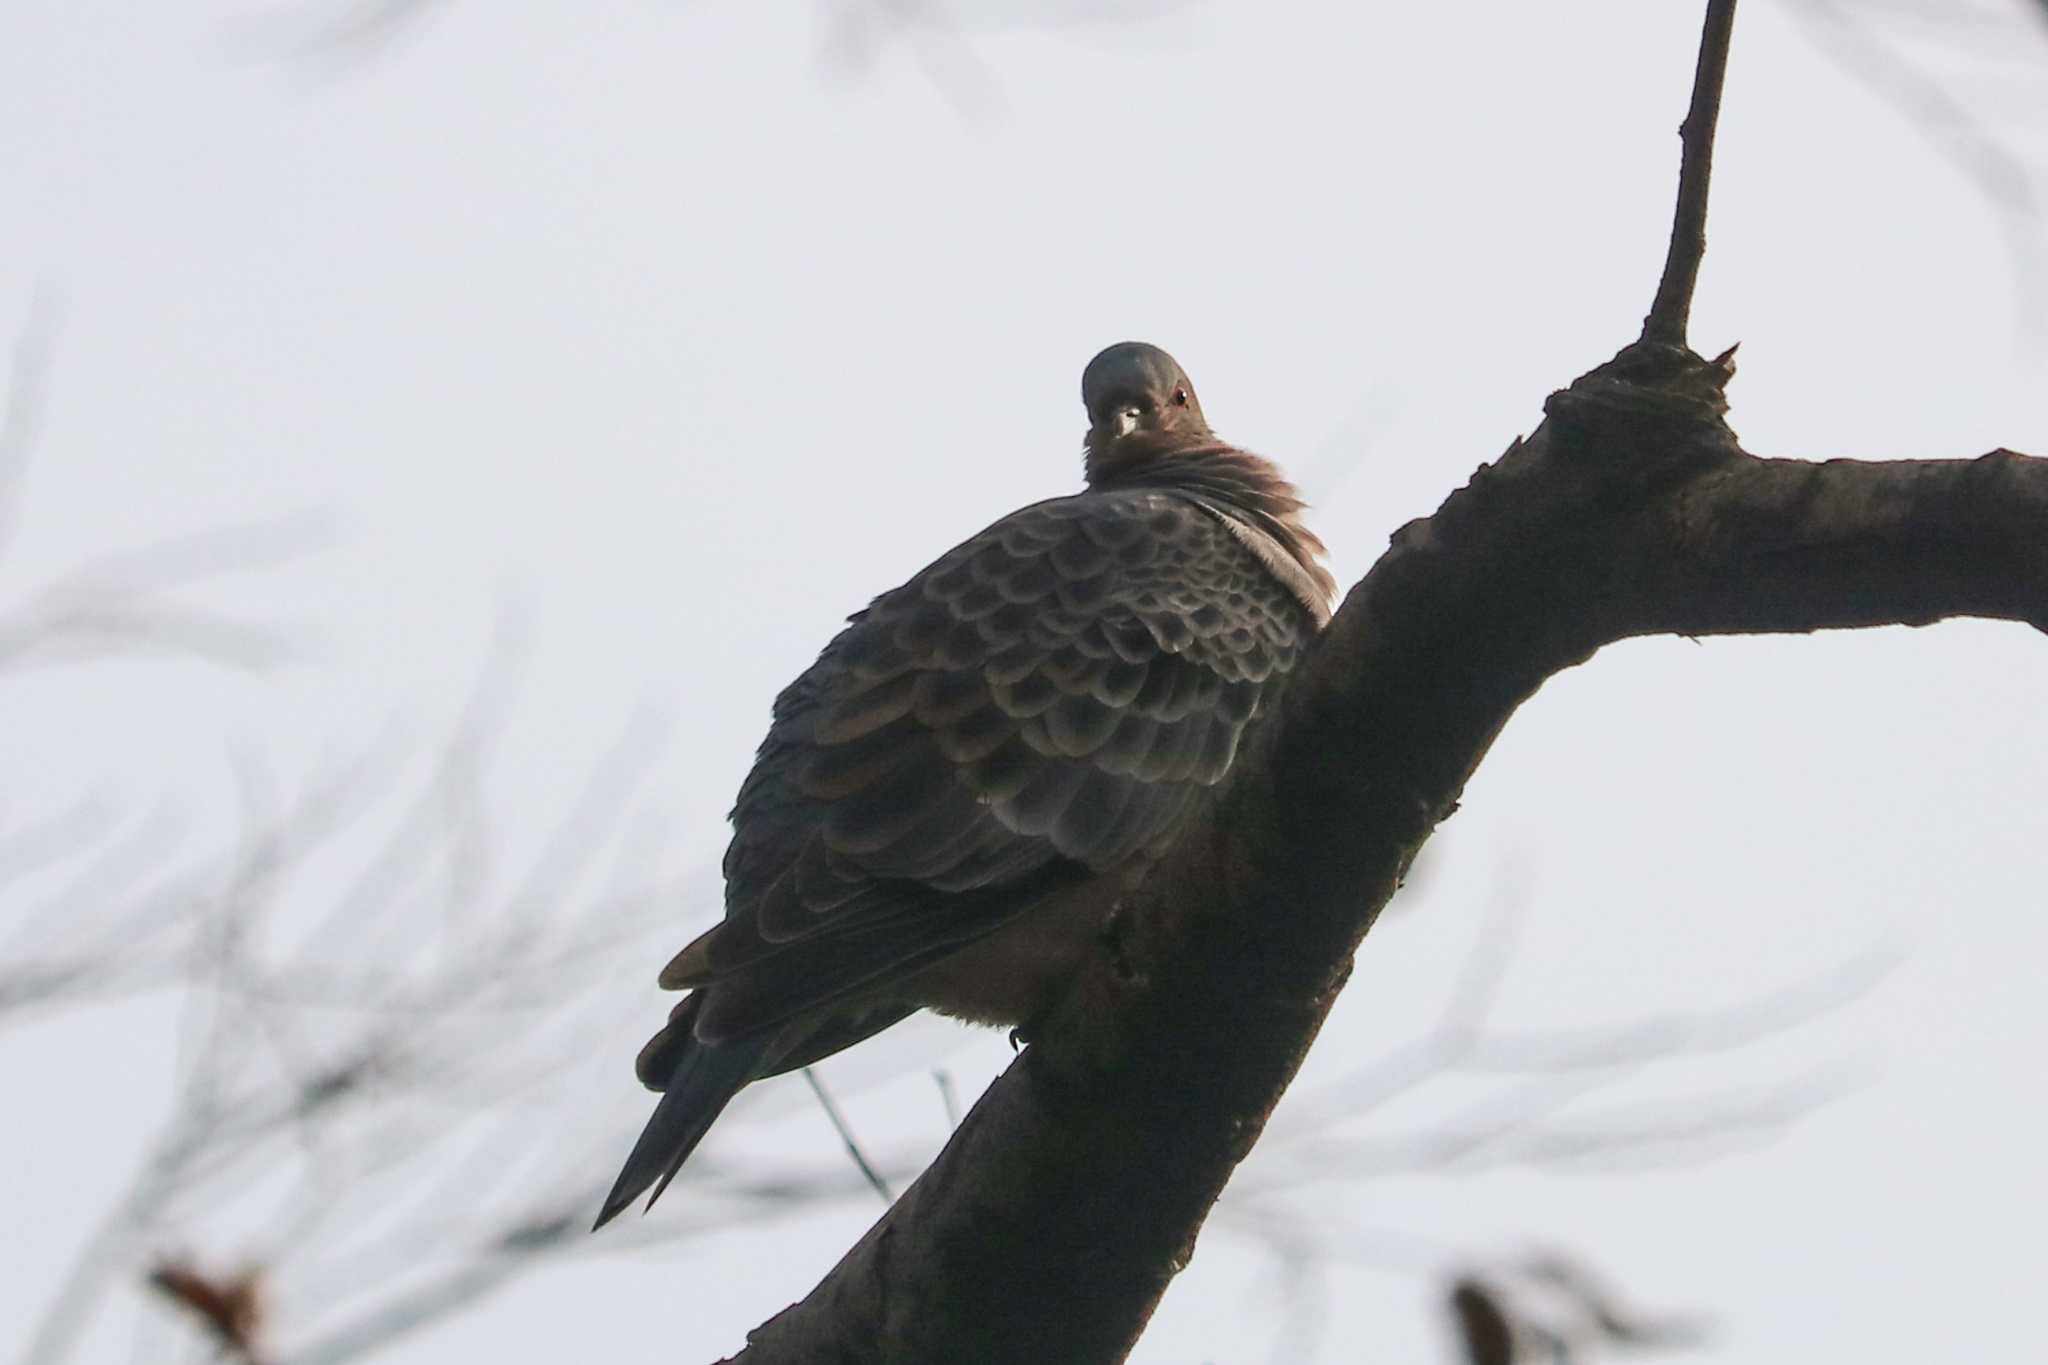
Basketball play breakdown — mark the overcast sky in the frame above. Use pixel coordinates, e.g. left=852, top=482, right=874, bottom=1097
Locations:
left=5, top=1, right=2048, bottom=1362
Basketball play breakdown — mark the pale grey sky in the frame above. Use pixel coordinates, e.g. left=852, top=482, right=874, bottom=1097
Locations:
left=4, top=2, right=2047, bottom=1361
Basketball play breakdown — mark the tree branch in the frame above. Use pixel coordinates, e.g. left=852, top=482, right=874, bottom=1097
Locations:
left=719, top=3, right=2045, bottom=1359
left=1644, top=0, right=1739, bottom=348
left=729, top=316, right=2042, bottom=1361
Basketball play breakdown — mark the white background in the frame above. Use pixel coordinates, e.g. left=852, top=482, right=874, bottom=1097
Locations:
left=4, top=1, right=2046, bottom=1361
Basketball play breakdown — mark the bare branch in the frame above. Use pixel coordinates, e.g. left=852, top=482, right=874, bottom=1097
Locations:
left=1448, top=1255, right=1705, bottom=1365
left=802, top=1069, right=895, bottom=1203
left=0, top=289, right=58, bottom=558
left=1644, top=0, right=1740, bottom=348
left=0, top=302, right=320, bottom=676
left=932, top=1069, right=961, bottom=1130
left=1788, top=0, right=2048, bottom=344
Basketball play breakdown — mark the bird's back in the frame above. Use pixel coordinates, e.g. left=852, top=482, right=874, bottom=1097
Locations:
left=657, top=477, right=1325, bottom=1050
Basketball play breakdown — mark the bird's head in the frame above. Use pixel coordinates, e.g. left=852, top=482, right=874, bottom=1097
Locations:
left=1081, top=342, right=1214, bottom=483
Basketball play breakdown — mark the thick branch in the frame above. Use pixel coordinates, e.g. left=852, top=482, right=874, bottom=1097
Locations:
left=727, top=343, right=2044, bottom=1364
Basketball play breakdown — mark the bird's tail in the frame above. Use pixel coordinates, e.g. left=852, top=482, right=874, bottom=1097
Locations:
left=593, top=1028, right=771, bottom=1229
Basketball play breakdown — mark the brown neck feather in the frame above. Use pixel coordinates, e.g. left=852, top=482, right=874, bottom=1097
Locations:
left=1087, top=437, right=1337, bottom=620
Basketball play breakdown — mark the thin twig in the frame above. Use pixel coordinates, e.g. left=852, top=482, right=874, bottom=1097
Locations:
left=802, top=1068, right=894, bottom=1202
left=1643, top=0, right=1741, bottom=348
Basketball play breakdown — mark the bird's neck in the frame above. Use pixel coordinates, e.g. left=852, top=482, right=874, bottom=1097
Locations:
left=1089, top=439, right=1337, bottom=621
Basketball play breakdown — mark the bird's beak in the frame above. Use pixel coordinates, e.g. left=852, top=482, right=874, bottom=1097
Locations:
left=1112, top=406, right=1143, bottom=439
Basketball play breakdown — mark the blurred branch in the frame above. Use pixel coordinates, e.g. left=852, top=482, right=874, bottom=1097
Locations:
left=1233, top=878, right=1889, bottom=1197
left=0, top=289, right=58, bottom=559
left=146, top=1262, right=267, bottom=1365
left=819, top=0, right=1007, bottom=120
left=25, top=706, right=1859, bottom=1365
left=1202, top=874, right=1881, bottom=1361
left=276, top=0, right=1198, bottom=116
left=0, top=743, right=382, bottom=1029
left=0, top=590, right=296, bottom=669
left=306, top=0, right=437, bottom=53
left=0, top=511, right=337, bottom=669
left=1448, top=1253, right=1706, bottom=1364
left=11, top=685, right=935, bottom=1365
left=1789, top=0, right=2048, bottom=341
left=0, top=299, right=317, bottom=673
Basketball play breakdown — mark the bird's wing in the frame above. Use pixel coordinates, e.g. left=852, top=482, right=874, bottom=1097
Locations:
left=665, top=487, right=1318, bottom=1042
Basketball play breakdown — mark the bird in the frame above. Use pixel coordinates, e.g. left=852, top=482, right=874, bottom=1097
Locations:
left=594, top=342, right=1336, bottom=1228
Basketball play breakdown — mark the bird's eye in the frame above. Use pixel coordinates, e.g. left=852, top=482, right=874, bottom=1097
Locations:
left=1172, top=386, right=1190, bottom=407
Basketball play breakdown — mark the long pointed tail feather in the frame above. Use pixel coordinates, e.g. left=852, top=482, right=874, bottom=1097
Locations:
left=593, top=1032, right=770, bottom=1229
